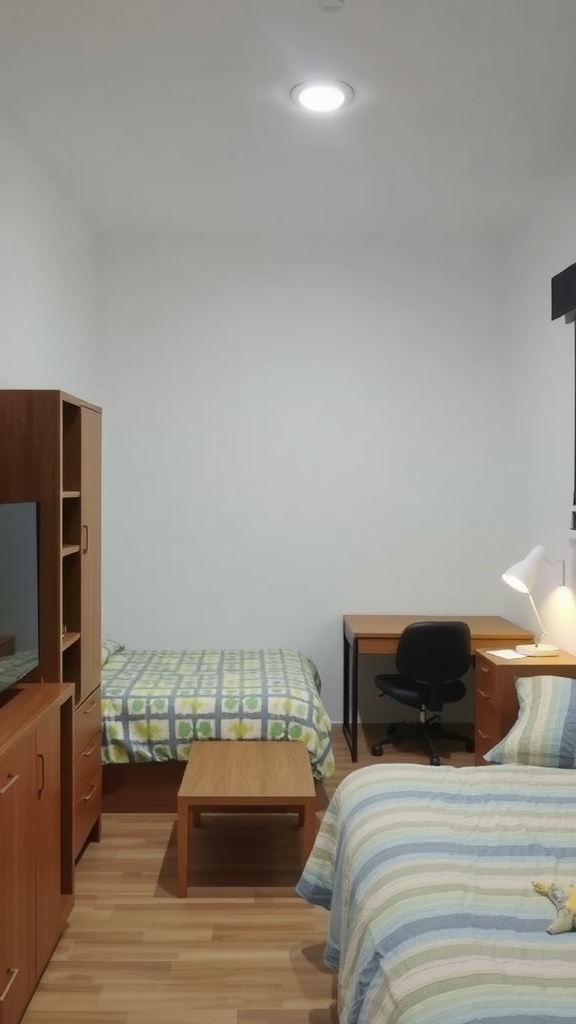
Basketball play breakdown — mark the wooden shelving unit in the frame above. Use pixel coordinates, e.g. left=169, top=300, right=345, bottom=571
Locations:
left=0, top=390, right=102, bottom=866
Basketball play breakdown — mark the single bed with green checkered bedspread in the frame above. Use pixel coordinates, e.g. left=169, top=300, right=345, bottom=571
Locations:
left=101, top=645, right=335, bottom=781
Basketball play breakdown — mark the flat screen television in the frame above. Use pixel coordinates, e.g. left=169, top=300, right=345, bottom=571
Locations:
left=0, top=501, right=40, bottom=695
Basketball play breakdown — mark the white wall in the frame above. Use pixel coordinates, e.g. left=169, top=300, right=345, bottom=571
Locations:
left=0, top=112, right=97, bottom=393
left=501, top=185, right=576, bottom=652
left=2, top=96, right=576, bottom=729
left=99, top=234, right=509, bottom=721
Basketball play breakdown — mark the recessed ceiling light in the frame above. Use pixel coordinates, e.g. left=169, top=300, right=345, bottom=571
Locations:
left=290, top=81, right=354, bottom=113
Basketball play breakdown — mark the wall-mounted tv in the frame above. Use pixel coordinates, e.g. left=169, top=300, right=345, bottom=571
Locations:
left=0, top=501, right=40, bottom=695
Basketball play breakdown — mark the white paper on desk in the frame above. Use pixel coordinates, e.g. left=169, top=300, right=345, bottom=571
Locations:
left=485, top=648, right=526, bottom=660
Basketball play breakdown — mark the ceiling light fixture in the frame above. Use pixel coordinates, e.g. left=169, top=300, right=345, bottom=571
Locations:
left=291, top=81, right=354, bottom=113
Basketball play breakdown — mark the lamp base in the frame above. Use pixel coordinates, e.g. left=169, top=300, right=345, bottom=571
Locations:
left=515, top=643, right=560, bottom=658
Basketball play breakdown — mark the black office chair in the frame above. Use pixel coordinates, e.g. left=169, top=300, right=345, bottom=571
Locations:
left=371, top=620, right=474, bottom=766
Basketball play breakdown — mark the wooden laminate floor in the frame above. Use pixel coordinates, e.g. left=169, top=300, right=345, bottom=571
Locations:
left=23, top=724, right=474, bottom=1024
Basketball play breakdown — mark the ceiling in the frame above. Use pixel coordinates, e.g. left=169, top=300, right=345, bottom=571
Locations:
left=1, top=0, right=576, bottom=238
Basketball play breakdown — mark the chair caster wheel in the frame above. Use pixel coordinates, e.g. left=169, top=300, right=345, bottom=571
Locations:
left=430, top=757, right=440, bottom=766
left=371, top=745, right=383, bottom=757
left=465, top=740, right=475, bottom=753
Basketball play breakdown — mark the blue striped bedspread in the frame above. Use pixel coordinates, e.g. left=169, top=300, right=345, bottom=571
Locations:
left=296, top=763, right=576, bottom=1024
left=101, top=646, right=335, bottom=781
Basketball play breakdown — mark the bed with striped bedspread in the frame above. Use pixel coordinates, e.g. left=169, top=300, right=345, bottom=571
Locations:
left=297, top=762, right=576, bottom=1024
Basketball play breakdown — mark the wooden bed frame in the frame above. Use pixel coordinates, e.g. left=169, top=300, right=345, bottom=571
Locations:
left=102, top=756, right=328, bottom=817
left=103, top=762, right=186, bottom=813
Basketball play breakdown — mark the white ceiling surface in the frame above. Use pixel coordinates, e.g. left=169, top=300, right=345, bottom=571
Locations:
left=1, top=0, right=576, bottom=237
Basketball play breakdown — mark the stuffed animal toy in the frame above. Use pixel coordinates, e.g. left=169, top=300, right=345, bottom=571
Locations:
left=533, top=881, right=576, bottom=934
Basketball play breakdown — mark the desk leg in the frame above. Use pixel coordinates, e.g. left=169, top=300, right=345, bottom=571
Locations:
left=342, top=634, right=358, bottom=762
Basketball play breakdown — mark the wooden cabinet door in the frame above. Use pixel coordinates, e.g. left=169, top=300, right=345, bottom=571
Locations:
left=0, top=736, right=35, bottom=1024
left=80, top=406, right=101, bottom=703
left=35, top=706, right=63, bottom=976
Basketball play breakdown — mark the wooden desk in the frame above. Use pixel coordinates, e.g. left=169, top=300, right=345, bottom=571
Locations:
left=342, top=614, right=534, bottom=761
left=474, top=649, right=576, bottom=764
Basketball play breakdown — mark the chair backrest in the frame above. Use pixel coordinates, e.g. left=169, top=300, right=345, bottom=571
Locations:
left=395, top=621, right=472, bottom=707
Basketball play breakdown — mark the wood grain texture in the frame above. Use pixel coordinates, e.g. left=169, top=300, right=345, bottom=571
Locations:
left=22, top=727, right=474, bottom=1024
left=180, top=741, right=316, bottom=801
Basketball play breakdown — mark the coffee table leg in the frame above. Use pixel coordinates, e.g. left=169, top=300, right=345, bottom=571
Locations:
left=302, top=801, right=317, bottom=861
left=177, top=800, right=189, bottom=897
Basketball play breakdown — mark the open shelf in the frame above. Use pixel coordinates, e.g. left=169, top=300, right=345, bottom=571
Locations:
left=62, top=490, right=80, bottom=499
left=61, top=631, right=81, bottom=652
left=62, top=544, right=80, bottom=557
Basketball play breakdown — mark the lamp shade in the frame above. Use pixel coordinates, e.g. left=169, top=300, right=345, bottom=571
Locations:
left=501, top=545, right=547, bottom=594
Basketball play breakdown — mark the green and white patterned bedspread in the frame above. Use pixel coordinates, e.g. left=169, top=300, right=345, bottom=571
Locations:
left=297, top=762, right=576, bottom=1024
left=101, top=646, right=335, bottom=781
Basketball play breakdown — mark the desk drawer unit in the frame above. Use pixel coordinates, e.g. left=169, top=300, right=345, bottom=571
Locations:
left=475, top=657, right=498, bottom=762
left=473, top=650, right=576, bottom=765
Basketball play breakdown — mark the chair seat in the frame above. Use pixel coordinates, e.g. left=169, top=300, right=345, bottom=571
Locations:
left=374, top=673, right=466, bottom=710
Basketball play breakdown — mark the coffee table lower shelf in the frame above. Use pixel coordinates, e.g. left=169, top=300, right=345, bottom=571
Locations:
left=177, top=740, right=317, bottom=897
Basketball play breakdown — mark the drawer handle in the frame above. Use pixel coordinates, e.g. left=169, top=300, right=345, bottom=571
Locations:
left=0, top=967, right=19, bottom=1003
left=83, top=784, right=98, bottom=802
left=477, top=689, right=491, bottom=699
left=477, top=729, right=491, bottom=740
left=479, top=665, right=490, bottom=674
left=83, top=745, right=96, bottom=757
left=83, top=700, right=97, bottom=714
left=0, top=773, right=19, bottom=796
left=37, top=753, right=45, bottom=796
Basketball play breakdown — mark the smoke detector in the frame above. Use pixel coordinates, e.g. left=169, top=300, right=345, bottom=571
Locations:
left=319, top=0, right=345, bottom=9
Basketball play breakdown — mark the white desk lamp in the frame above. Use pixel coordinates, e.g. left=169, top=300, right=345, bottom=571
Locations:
left=501, top=545, right=565, bottom=656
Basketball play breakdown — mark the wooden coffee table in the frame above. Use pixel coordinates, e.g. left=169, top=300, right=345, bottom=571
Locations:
left=177, top=740, right=317, bottom=897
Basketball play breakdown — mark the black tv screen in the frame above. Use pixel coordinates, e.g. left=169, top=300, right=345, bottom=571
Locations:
left=0, top=501, right=40, bottom=694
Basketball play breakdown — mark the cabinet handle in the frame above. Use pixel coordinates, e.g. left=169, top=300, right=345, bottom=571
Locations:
left=479, top=665, right=490, bottom=673
left=477, top=689, right=491, bottom=699
left=83, top=784, right=97, bottom=802
left=477, top=729, right=491, bottom=740
left=0, top=773, right=19, bottom=796
left=37, top=753, right=45, bottom=796
left=0, top=967, right=19, bottom=1002
left=83, top=700, right=97, bottom=714
left=83, top=745, right=96, bottom=757
left=82, top=524, right=89, bottom=554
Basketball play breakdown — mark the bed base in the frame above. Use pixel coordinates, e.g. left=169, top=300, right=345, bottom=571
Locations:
left=103, top=762, right=186, bottom=813
left=102, top=760, right=324, bottom=815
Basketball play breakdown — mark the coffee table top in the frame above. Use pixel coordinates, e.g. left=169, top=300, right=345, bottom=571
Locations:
left=179, top=740, right=316, bottom=802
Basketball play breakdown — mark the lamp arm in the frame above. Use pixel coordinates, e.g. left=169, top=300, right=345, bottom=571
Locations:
left=544, top=555, right=566, bottom=586
left=527, top=591, right=548, bottom=645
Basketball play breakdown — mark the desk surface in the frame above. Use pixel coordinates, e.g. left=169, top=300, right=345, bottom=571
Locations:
left=344, top=614, right=533, bottom=648
left=342, top=614, right=532, bottom=638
